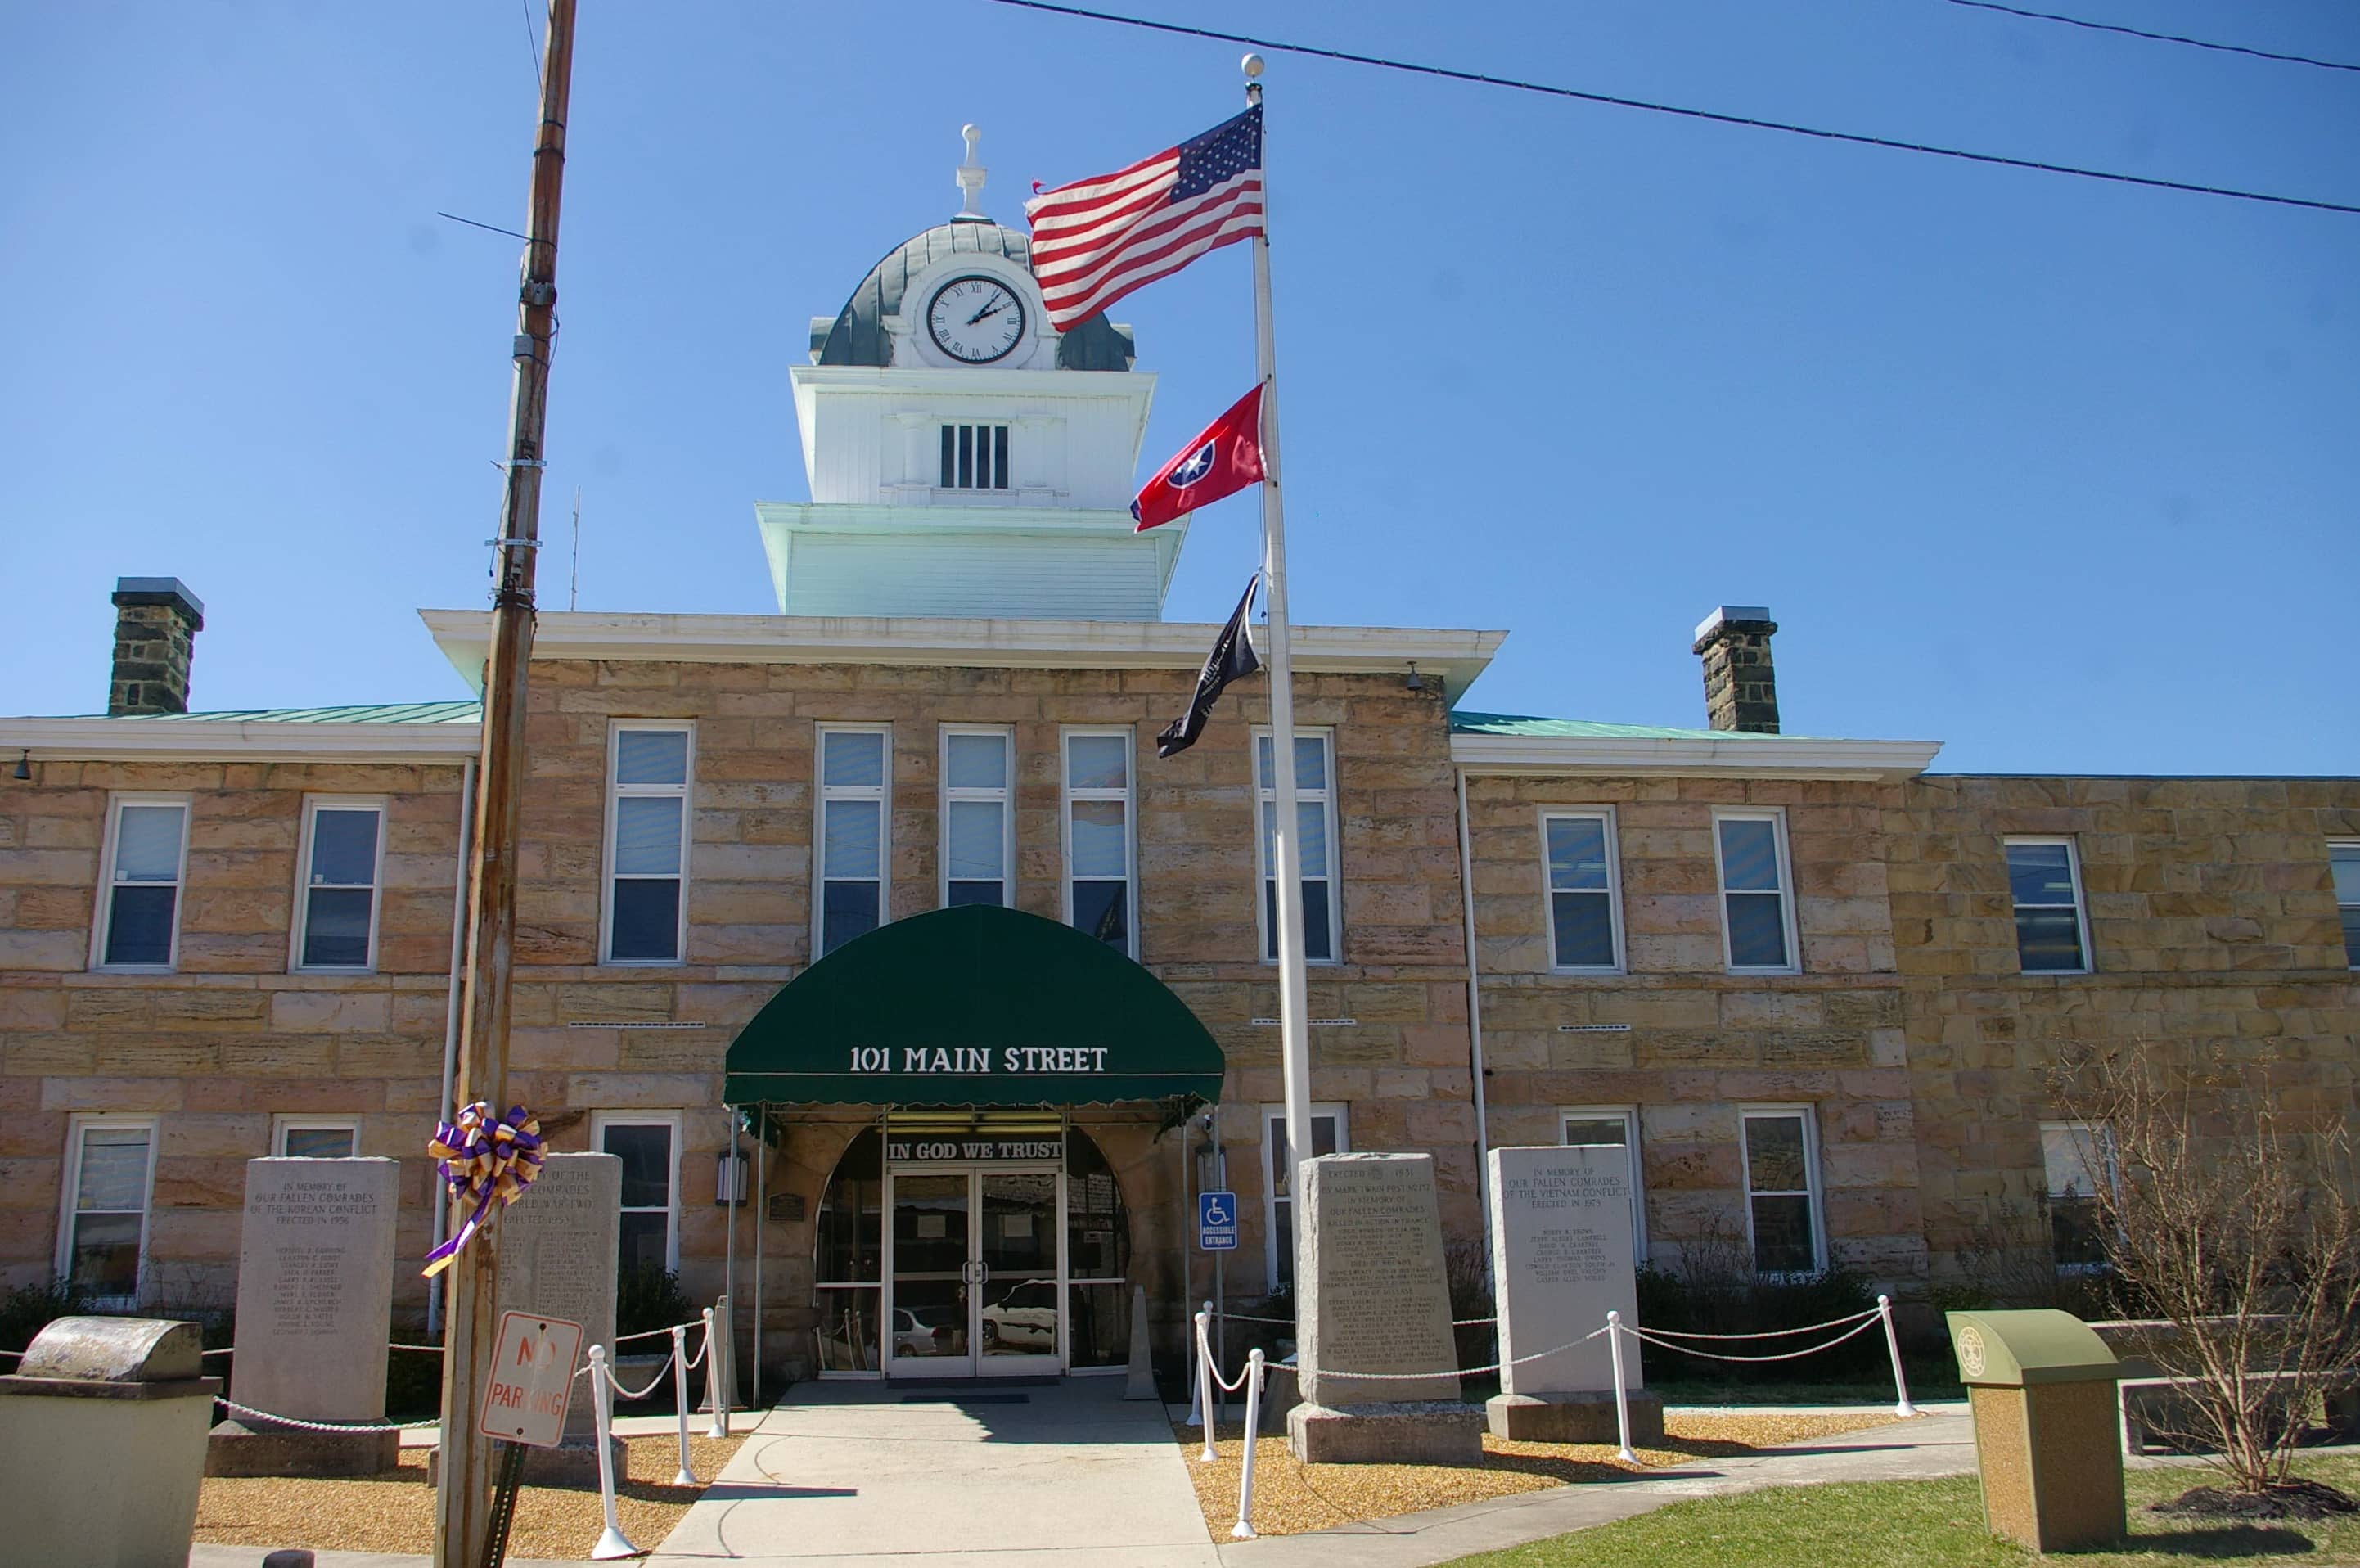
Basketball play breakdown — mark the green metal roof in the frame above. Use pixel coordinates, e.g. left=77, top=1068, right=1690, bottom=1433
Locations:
left=1449, top=710, right=1803, bottom=741
left=61, top=701, right=482, bottom=725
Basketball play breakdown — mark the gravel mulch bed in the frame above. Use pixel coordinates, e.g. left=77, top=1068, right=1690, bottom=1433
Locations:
left=195, top=1433, right=746, bottom=1561
left=1179, top=1410, right=1905, bottom=1539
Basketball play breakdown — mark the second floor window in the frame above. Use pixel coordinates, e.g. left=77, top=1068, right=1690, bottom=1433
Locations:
left=2006, top=838, right=2089, bottom=974
left=2331, top=842, right=2360, bottom=967
left=1256, top=732, right=1337, bottom=962
left=939, top=423, right=1010, bottom=490
left=819, top=726, right=890, bottom=957
left=1714, top=810, right=1797, bottom=972
left=1063, top=730, right=1133, bottom=956
left=295, top=800, right=383, bottom=971
left=943, top=728, right=1013, bottom=908
left=606, top=723, right=691, bottom=964
left=97, top=797, right=187, bottom=971
left=1543, top=810, right=1622, bottom=971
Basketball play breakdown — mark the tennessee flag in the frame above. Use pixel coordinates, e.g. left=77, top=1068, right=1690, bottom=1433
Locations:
left=1132, top=385, right=1266, bottom=533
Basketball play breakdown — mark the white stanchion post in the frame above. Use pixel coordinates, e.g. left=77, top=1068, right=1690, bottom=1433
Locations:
left=1878, top=1295, right=1919, bottom=1417
left=1195, top=1307, right=1217, bottom=1462
left=586, top=1345, right=641, bottom=1560
left=669, top=1322, right=697, bottom=1486
left=704, top=1307, right=727, bottom=1440
left=1606, top=1311, right=1637, bottom=1464
left=1232, top=1348, right=1265, bottom=1540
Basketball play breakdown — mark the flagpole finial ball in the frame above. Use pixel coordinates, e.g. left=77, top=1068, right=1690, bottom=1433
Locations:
left=1241, top=53, right=1264, bottom=79
left=962, top=124, right=981, bottom=148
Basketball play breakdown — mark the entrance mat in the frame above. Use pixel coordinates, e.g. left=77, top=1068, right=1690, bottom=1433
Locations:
left=900, top=1393, right=1029, bottom=1404
left=888, top=1375, right=1059, bottom=1388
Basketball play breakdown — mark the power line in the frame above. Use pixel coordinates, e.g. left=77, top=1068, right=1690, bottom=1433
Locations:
left=517, top=0, right=543, bottom=84
left=1940, top=0, right=2360, bottom=75
left=981, top=0, right=2360, bottom=219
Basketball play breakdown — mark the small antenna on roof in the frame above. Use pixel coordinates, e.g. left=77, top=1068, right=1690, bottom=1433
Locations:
left=569, top=487, right=581, bottom=611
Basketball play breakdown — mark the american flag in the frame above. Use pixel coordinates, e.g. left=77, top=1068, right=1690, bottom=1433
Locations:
left=1026, top=106, right=1263, bottom=332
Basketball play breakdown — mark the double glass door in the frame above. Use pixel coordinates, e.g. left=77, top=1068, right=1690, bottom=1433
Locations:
left=885, top=1167, right=1061, bottom=1377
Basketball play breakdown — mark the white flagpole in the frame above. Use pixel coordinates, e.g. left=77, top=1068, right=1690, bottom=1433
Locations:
left=1241, top=55, right=1316, bottom=1280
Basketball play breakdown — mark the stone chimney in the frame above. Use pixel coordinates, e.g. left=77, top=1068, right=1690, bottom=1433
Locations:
left=108, top=578, right=205, bottom=716
left=1691, top=605, right=1779, bottom=734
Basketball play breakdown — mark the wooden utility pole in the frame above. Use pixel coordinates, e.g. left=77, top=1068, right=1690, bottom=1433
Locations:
left=434, top=2, right=575, bottom=1564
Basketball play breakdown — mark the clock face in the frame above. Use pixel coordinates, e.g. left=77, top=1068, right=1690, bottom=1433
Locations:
left=926, top=274, right=1027, bottom=364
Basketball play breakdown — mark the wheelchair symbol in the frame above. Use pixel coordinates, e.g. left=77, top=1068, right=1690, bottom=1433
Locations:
left=1201, top=1194, right=1233, bottom=1227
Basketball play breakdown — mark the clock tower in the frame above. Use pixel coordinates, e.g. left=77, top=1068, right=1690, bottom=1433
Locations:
left=759, top=128, right=1180, bottom=621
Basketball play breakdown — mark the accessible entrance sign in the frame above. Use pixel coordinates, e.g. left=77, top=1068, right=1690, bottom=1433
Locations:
left=1199, top=1190, right=1238, bottom=1251
left=478, top=1310, right=584, bottom=1448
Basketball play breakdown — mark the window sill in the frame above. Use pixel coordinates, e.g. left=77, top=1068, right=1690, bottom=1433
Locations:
left=291, top=966, right=376, bottom=977
left=1547, top=966, right=1627, bottom=978
left=601, top=957, right=688, bottom=971
left=90, top=964, right=174, bottom=976
left=1724, top=966, right=1802, bottom=978
left=2017, top=966, right=2093, bottom=978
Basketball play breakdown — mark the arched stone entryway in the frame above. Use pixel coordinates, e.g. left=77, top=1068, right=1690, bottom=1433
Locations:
left=724, top=905, right=1223, bottom=1380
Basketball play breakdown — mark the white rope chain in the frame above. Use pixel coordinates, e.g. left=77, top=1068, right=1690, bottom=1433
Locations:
left=1627, top=1313, right=1885, bottom=1363
left=215, top=1396, right=443, bottom=1434
left=1634, top=1306, right=1882, bottom=1340
left=603, top=1350, right=678, bottom=1401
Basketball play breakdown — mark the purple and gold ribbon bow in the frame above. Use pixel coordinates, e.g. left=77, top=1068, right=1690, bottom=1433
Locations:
left=421, top=1101, right=544, bottom=1277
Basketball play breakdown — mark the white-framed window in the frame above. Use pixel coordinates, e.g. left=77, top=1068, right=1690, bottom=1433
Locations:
left=1543, top=809, right=1624, bottom=972
left=941, top=727, right=1014, bottom=909
left=939, top=422, right=1011, bottom=490
left=1261, top=1102, right=1347, bottom=1289
left=2005, top=837, right=2092, bottom=975
left=1254, top=731, right=1339, bottom=963
left=603, top=722, right=693, bottom=965
left=2039, top=1120, right=2115, bottom=1274
left=1561, top=1106, right=1646, bottom=1261
left=272, top=1115, right=360, bottom=1159
left=291, top=797, right=385, bottom=972
left=92, top=795, right=189, bottom=971
left=2335, top=843, right=2360, bottom=969
left=594, top=1111, right=682, bottom=1276
left=817, top=725, right=890, bottom=957
left=1713, top=809, right=1799, bottom=974
left=1062, top=728, right=1135, bottom=957
left=57, top=1115, right=158, bottom=1306
left=1739, top=1105, right=1825, bottom=1276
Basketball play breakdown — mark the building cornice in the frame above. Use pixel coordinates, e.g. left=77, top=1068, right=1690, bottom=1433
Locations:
left=0, top=718, right=480, bottom=765
left=423, top=609, right=1507, bottom=705
left=1451, top=732, right=1942, bottom=782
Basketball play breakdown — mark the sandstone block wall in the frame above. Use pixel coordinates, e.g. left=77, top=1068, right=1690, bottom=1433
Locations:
left=1465, top=773, right=1926, bottom=1284
left=1890, top=775, right=2360, bottom=1282
left=0, top=759, right=466, bottom=1306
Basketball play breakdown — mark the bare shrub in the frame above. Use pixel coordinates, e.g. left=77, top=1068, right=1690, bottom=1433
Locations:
left=2055, top=1044, right=2360, bottom=1496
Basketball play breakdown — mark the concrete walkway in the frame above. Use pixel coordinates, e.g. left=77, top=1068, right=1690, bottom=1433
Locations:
left=1214, top=1405, right=1980, bottom=1567
left=644, top=1377, right=1221, bottom=1567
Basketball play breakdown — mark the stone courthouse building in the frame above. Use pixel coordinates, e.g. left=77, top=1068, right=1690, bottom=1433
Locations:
left=4, top=150, right=2357, bottom=1387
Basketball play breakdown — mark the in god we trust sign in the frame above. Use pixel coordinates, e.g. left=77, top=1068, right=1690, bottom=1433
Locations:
left=479, top=1310, right=584, bottom=1448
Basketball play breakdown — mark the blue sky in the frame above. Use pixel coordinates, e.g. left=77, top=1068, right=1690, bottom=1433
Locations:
left=2, top=2, right=2353, bottom=773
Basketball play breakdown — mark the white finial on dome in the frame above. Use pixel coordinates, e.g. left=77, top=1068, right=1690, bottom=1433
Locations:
left=957, top=124, right=987, bottom=219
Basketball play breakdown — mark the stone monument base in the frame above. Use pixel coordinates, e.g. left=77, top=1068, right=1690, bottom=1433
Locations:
left=1486, top=1389, right=1664, bottom=1444
left=206, top=1417, right=400, bottom=1477
left=426, top=1431, right=627, bottom=1486
left=1287, top=1400, right=1485, bottom=1464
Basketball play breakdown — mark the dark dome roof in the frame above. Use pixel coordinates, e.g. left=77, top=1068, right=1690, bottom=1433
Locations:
left=813, top=219, right=1135, bottom=372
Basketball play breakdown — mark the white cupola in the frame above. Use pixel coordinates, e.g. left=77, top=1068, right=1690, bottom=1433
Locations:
left=759, top=128, right=1180, bottom=622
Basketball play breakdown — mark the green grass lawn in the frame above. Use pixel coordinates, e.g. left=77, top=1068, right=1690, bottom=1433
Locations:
left=1440, top=1457, right=2360, bottom=1566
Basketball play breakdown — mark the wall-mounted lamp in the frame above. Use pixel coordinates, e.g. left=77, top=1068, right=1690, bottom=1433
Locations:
left=715, top=1144, right=749, bottom=1206
left=1403, top=662, right=1429, bottom=693
left=11, top=750, right=28, bottom=782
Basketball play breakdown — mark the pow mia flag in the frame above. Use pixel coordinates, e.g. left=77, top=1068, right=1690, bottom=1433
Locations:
left=1157, top=574, right=1263, bottom=759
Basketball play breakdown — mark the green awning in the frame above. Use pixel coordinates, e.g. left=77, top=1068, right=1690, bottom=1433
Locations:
left=722, top=904, right=1224, bottom=1108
